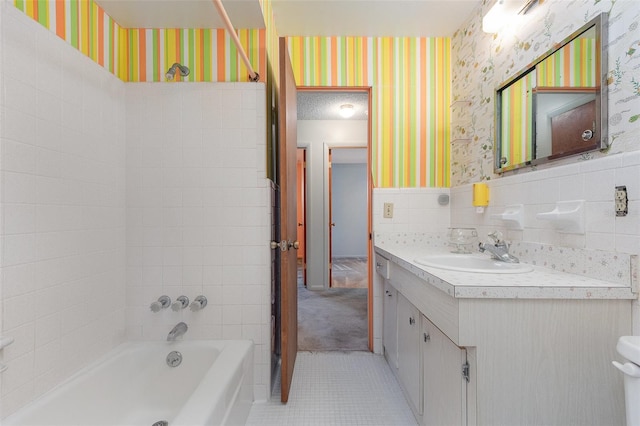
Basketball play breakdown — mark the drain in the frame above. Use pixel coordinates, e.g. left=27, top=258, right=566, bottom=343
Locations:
left=152, top=421, right=168, bottom=426
left=166, top=351, right=182, bottom=367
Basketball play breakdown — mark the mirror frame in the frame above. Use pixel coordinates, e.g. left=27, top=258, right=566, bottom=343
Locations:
left=494, top=13, right=608, bottom=173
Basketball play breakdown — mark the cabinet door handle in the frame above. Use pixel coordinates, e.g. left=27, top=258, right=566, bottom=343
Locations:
left=424, top=332, right=430, bottom=342
left=409, top=317, right=415, bottom=325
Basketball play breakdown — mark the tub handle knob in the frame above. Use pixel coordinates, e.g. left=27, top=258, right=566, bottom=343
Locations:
left=150, top=295, right=171, bottom=313
left=190, top=295, right=208, bottom=312
left=171, top=296, right=190, bottom=311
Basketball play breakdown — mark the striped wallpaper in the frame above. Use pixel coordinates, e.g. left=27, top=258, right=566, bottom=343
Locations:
left=120, top=28, right=266, bottom=82
left=536, top=37, right=596, bottom=88
left=288, top=36, right=451, bottom=188
left=14, top=0, right=452, bottom=188
left=500, top=72, right=535, bottom=167
left=13, top=0, right=267, bottom=83
left=13, top=0, right=120, bottom=74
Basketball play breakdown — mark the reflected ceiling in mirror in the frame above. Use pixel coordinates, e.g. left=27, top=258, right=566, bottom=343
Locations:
left=494, top=13, right=608, bottom=173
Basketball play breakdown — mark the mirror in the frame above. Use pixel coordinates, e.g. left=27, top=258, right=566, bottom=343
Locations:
left=495, top=13, right=607, bottom=173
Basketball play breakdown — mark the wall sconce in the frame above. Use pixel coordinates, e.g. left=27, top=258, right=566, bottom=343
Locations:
left=482, top=0, right=538, bottom=34
left=339, top=104, right=355, bottom=118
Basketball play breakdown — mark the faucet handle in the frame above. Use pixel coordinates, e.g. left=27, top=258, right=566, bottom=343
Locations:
left=190, top=295, right=208, bottom=312
left=171, top=296, right=190, bottom=311
left=487, top=230, right=505, bottom=245
left=150, top=295, right=171, bottom=313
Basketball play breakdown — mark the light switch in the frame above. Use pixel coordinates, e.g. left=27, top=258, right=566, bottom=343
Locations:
left=383, top=202, right=394, bottom=218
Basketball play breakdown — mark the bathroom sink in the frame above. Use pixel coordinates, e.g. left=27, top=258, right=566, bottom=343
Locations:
left=414, top=254, right=533, bottom=274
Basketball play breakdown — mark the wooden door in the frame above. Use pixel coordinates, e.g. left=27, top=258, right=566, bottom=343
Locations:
left=551, top=100, right=596, bottom=155
left=278, top=37, right=298, bottom=404
left=296, top=149, right=306, bottom=285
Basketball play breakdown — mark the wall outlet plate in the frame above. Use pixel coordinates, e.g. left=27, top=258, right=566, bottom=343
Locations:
left=615, top=186, right=628, bottom=217
left=383, top=202, right=394, bottom=218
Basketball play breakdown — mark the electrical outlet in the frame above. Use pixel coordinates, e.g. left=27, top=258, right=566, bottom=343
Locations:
left=615, top=186, right=628, bottom=217
left=383, top=202, right=394, bottom=218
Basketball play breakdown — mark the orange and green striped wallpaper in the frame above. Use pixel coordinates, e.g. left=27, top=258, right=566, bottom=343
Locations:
left=119, top=28, right=266, bottom=82
left=13, top=0, right=267, bottom=83
left=14, top=0, right=452, bottom=188
left=536, top=37, right=596, bottom=88
left=13, top=0, right=120, bottom=74
left=500, top=72, right=535, bottom=167
left=288, top=36, right=451, bottom=188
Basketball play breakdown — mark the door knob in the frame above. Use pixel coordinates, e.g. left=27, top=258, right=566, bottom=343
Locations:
left=331, top=222, right=336, bottom=227
left=270, top=240, right=289, bottom=251
left=581, top=129, right=594, bottom=141
left=298, top=223, right=303, bottom=226
left=289, top=241, right=300, bottom=250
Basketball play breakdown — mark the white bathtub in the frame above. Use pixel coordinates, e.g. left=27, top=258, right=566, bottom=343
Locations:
left=4, top=340, right=254, bottom=426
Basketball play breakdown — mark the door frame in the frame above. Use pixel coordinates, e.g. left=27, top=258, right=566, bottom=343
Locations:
left=297, top=86, right=373, bottom=351
left=296, top=147, right=307, bottom=286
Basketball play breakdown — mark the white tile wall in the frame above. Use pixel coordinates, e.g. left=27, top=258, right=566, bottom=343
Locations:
left=124, top=82, right=272, bottom=401
left=0, top=4, right=127, bottom=418
left=373, top=188, right=451, bottom=235
left=371, top=188, right=451, bottom=354
left=450, top=152, right=640, bottom=333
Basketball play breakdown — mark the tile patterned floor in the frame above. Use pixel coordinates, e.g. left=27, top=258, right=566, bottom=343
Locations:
left=246, top=352, right=417, bottom=426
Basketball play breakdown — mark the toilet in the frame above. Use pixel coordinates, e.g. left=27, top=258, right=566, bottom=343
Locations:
left=613, top=336, right=640, bottom=426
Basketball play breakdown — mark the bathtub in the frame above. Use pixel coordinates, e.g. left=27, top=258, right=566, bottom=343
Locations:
left=3, top=340, right=254, bottom=426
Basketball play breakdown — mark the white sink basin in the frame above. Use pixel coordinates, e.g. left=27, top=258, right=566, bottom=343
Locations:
left=414, top=254, right=533, bottom=274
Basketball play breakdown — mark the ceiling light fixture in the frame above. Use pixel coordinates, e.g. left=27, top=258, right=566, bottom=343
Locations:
left=339, top=104, right=355, bottom=118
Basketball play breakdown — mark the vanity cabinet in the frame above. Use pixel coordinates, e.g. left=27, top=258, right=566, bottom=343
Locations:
left=422, top=316, right=468, bottom=426
left=383, top=281, right=398, bottom=368
left=397, top=293, right=422, bottom=416
left=382, top=256, right=629, bottom=426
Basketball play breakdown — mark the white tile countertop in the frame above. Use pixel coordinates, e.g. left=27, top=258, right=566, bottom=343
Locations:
left=375, top=243, right=639, bottom=300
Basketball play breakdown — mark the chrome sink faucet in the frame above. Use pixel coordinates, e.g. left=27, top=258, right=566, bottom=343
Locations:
left=478, top=231, right=520, bottom=263
left=167, top=322, right=188, bottom=341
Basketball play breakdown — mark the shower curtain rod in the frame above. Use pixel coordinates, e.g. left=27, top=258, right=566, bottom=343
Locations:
left=212, top=0, right=260, bottom=82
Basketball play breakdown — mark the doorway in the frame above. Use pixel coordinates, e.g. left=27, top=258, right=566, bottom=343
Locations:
left=295, top=87, right=372, bottom=352
left=329, top=147, right=368, bottom=289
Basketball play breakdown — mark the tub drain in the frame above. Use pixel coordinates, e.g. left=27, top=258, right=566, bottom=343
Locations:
left=166, top=351, right=182, bottom=367
left=152, top=421, right=168, bottom=426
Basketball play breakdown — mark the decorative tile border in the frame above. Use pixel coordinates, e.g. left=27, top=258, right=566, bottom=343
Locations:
left=376, top=232, right=637, bottom=288
left=510, top=241, right=635, bottom=287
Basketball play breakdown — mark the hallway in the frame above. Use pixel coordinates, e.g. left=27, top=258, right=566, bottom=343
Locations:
left=297, top=259, right=368, bottom=351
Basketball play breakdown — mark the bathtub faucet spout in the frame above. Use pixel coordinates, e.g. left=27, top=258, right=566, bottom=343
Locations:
left=167, top=322, right=188, bottom=341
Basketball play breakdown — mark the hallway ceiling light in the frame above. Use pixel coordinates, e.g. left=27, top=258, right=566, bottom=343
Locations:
left=339, top=104, right=355, bottom=118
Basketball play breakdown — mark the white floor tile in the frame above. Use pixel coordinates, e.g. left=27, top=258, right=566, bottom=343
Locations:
left=247, top=351, right=417, bottom=426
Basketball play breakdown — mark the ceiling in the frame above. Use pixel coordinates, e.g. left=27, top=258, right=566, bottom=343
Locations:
left=298, top=91, right=368, bottom=121
left=96, top=0, right=481, bottom=37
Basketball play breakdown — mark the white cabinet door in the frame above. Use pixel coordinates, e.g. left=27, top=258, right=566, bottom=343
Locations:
left=383, top=281, right=398, bottom=369
left=397, top=292, right=422, bottom=415
left=422, top=316, right=467, bottom=426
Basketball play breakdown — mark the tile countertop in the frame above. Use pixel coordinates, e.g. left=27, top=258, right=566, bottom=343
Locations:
left=375, top=244, right=638, bottom=300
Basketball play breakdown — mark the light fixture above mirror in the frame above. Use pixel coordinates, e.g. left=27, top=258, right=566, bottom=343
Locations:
left=482, top=0, right=539, bottom=33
